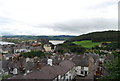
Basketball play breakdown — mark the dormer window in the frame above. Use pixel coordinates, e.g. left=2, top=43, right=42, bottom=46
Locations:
left=81, top=67, right=84, bottom=70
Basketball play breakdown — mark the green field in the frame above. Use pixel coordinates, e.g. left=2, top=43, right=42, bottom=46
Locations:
left=73, top=40, right=101, bottom=48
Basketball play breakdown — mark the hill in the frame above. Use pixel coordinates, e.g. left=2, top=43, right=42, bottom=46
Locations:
left=3, top=35, right=76, bottom=40
left=65, top=30, right=120, bottom=42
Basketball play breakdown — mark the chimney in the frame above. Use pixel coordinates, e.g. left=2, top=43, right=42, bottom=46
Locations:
left=13, top=68, right=18, bottom=75
left=26, top=57, right=30, bottom=62
left=47, top=59, right=53, bottom=66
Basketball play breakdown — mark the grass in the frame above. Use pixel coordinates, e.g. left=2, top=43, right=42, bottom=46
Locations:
left=73, top=40, right=101, bottom=48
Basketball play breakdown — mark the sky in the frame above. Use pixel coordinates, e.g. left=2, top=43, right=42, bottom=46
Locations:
left=0, top=0, right=119, bottom=36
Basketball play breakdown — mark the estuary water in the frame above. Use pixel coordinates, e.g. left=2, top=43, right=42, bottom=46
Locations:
left=49, top=40, right=64, bottom=45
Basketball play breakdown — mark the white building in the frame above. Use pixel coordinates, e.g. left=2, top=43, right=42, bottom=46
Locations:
left=43, top=44, right=52, bottom=52
left=47, top=59, right=53, bottom=66
left=14, top=49, right=31, bottom=53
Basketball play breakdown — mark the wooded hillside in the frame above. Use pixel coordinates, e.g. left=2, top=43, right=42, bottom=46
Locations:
left=65, top=30, right=120, bottom=42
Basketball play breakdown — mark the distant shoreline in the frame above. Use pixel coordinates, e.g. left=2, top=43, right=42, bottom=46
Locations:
left=0, top=41, right=15, bottom=45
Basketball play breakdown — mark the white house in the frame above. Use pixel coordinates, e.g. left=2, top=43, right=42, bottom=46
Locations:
left=53, top=60, right=76, bottom=81
left=10, top=60, right=76, bottom=81
left=2, top=50, right=9, bottom=54
left=3, top=54, right=14, bottom=60
left=47, top=59, right=53, bottom=66
left=75, top=64, right=89, bottom=76
left=43, top=44, right=52, bottom=52
left=0, top=49, right=2, bottom=53
left=14, top=49, right=31, bottom=53
left=72, top=55, right=94, bottom=77
left=0, top=54, right=2, bottom=60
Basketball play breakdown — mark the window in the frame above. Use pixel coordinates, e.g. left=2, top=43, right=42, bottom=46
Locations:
left=81, top=71, right=84, bottom=74
left=81, top=67, right=84, bottom=70
left=85, top=71, right=88, bottom=76
left=57, top=77, right=59, bottom=81
left=69, top=76, right=71, bottom=80
left=66, top=79, right=68, bottom=81
left=66, top=74, right=68, bottom=76
left=63, top=74, right=66, bottom=80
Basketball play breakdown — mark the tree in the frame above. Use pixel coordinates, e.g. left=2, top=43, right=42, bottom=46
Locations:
left=20, top=51, right=46, bottom=58
left=104, top=56, right=120, bottom=79
left=103, top=42, right=119, bottom=50
left=56, top=42, right=85, bottom=54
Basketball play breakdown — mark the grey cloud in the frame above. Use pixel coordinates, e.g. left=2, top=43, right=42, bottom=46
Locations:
left=42, top=18, right=118, bottom=34
left=34, top=18, right=117, bottom=35
left=0, top=16, right=33, bottom=26
left=0, top=17, right=13, bottom=25
left=118, top=1, right=120, bottom=30
left=87, top=0, right=117, bottom=10
left=0, top=32, right=14, bottom=36
left=2, top=18, right=117, bottom=35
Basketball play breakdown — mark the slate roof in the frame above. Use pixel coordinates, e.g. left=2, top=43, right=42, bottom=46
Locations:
left=52, top=65, right=66, bottom=76
left=0, top=54, right=2, bottom=60
left=72, top=55, right=90, bottom=67
left=59, top=60, right=75, bottom=73
left=6, top=60, right=19, bottom=69
left=2, top=60, right=10, bottom=71
left=10, top=60, right=75, bottom=80
left=12, top=61, right=20, bottom=69
left=85, top=53, right=99, bottom=62
left=24, top=66, right=57, bottom=79
left=78, top=59, right=89, bottom=67
left=0, top=61, right=2, bottom=70
left=25, top=61, right=34, bottom=70
left=4, top=54, right=13, bottom=57
left=92, top=54, right=99, bottom=62
left=105, top=54, right=114, bottom=60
